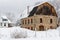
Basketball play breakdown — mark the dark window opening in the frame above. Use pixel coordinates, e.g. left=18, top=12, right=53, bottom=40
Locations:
left=28, top=19, right=29, bottom=24
left=4, top=23, right=6, bottom=26
left=39, top=25, right=44, bottom=31
left=42, top=6, right=51, bottom=15
left=2, top=19, right=8, bottom=21
left=25, top=20, right=27, bottom=24
left=57, top=24, right=59, bottom=27
left=22, top=20, right=24, bottom=24
left=40, top=18, right=42, bottom=23
left=8, top=24, right=12, bottom=27
left=31, top=27, right=33, bottom=30
left=50, top=19, right=52, bottom=23
left=28, top=27, right=30, bottom=29
left=31, top=19, right=33, bottom=23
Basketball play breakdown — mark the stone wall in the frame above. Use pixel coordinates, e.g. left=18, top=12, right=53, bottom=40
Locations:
left=21, top=15, right=58, bottom=31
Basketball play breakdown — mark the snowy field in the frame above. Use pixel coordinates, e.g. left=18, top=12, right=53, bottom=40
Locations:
left=1, top=37, right=60, bottom=40
left=0, top=27, right=59, bottom=40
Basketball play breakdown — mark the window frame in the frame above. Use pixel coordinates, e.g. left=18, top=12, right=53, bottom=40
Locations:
left=28, top=19, right=29, bottom=24
left=31, top=19, right=33, bottom=24
left=40, top=18, right=42, bottom=23
left=50, top=19, right=52, bottom=24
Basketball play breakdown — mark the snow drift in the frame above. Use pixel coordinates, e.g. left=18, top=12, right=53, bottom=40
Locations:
left=0, top=27, right=59, bottom=39
left=0, top=27, right=27, bottom=38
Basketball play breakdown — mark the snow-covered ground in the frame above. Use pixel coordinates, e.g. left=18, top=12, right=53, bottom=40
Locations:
left=0, top=26, right=59, bottom=40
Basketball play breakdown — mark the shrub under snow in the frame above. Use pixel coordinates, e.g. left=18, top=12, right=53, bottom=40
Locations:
left=10, top=27, right=27, bottom=38
left=0, top=27, right=27, bottom=38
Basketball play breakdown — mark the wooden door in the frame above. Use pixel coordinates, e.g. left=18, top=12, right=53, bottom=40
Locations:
left=39, top=25, right=44, bottom=31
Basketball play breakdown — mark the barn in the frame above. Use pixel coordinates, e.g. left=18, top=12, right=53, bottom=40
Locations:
left=21, top=2, right=58, bottom=31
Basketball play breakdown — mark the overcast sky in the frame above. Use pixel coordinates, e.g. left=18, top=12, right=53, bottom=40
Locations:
left=0, top=0, right=37, bottom=14
left=0, top=0, right=54, bottom=14
left=0, top=0, right=39, bottom=22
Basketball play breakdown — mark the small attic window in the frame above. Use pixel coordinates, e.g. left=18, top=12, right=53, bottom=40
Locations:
left=2, top=19, right=8, bottom=21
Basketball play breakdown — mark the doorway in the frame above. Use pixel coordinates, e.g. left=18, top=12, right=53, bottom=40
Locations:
left=39, top=25, right=44, bottom=31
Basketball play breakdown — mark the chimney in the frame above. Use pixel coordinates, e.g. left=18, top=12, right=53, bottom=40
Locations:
left=27, top=6, right=29, bottom=15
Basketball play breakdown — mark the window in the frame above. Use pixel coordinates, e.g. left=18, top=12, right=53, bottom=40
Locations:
left=50, top=19, right=52, bottom=23
left=31, top=19, right=33, bottom=23
left=22, top=20, right=24, bottom=24
left=39, top=25, right=44, bottom=31
left=4, top=23, right=6, bottom=26
left=2, top=19, right=8, bottom=21
left=28, top=19, right=29, bottom=24
left=28, top=27, right=30, bottom=29
left=8, top=24, right=12, bottom=27
left=31, top=27, right=33, bottom=30
left=42, top=6, right=51, bottom=15
left=25, top=20, right=27, bottom=24
left=40, top=18, right=42, bottom=23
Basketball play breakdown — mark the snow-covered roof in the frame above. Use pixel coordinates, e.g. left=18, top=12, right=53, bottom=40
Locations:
left=21, top=1, right=57, bottom=19
left=20, top=6, right=35, bottom=19
left=0, top=15, right=12, bottom=23
left=1, top=16, right=8, bottom=19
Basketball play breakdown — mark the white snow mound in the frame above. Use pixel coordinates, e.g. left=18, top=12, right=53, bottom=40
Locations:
left=0, top=27, right=59, bottom=39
